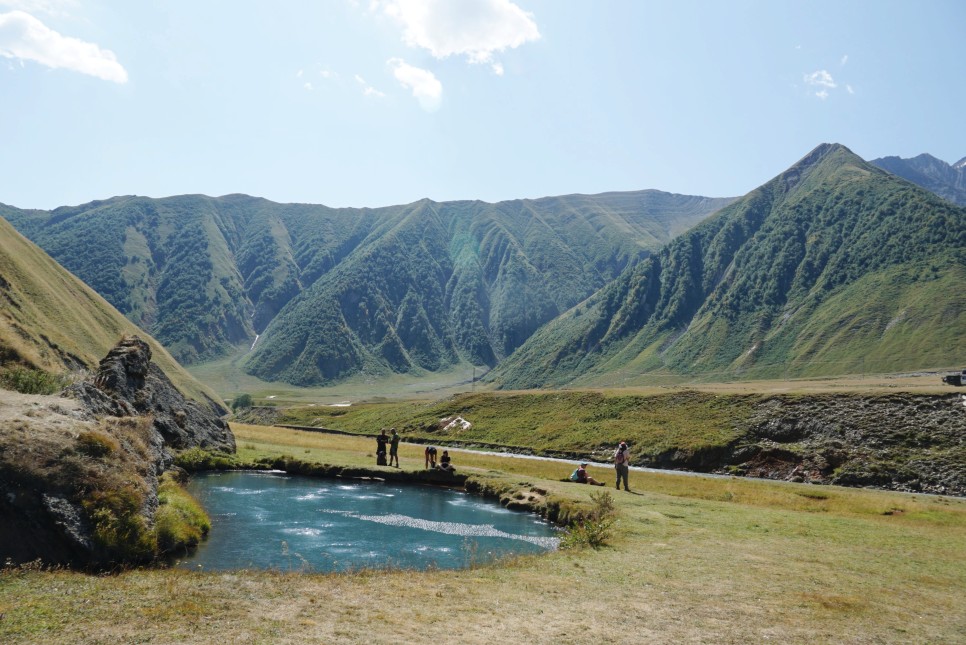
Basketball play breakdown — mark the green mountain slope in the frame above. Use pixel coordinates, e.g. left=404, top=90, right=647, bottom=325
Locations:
left=492, top=144, right=966, bottom=388
left=0, top=216, right=223, bottom=408
left=3, top=191, right=733, bottom=385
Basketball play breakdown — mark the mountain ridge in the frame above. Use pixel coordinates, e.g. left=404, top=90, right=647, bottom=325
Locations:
left=491, top=143, right=966, bottom=388
left=871, top=152, right=966, bottom=206
left=3, top=189, right=735, bottom=385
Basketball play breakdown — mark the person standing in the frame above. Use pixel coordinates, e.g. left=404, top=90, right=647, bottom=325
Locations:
left=376, top=429, right=388, bottom=466
left=388, top=428, right=400, bottom=468
left=614, top=441, right=630, bottom=491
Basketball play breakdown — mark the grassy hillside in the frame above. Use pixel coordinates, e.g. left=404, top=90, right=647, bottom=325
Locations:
left=0, top=216, right=222, bottom=407
left=2, top=425, right=963, bottom=643
left=3, top=191, right=733, bottom=384
left=493, top=144, right=966, bottom=388
left=271, top=389, right=749, bottom=457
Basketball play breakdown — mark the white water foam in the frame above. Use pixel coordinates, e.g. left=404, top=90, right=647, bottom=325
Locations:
left=320, top=510, right=559, bottom=549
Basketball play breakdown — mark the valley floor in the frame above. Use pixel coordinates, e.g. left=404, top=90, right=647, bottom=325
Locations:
left=2, top=427, right=965, bottom=644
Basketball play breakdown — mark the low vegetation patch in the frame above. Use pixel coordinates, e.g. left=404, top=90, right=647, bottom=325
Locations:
left=174, top=447, right=238, bottom=471
left=560, top=489, right=618, bottom=550
left=0, top=365, right=70, bottom=395
left=155, top=472, right=211, bottom=554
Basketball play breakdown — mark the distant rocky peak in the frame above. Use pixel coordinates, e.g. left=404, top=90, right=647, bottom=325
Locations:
left=870, top=152, right=966, bottom=207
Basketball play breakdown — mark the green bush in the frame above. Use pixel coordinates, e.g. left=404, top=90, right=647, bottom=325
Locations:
left=0, top=366, right=70, bottom=395
left=231, top=393, right=254, bottom=411
left=560, top=490, right=617, bottom=550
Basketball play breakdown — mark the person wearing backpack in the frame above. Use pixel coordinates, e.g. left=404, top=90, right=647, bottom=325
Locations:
left=614, top=441, right=630, bottom=491
left=570, top=462, right=604, bottom=486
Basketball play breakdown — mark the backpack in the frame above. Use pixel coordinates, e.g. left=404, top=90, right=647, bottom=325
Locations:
left=570, top=468, right=581, bottom=481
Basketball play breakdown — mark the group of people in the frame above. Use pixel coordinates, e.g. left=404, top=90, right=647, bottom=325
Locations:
left=377, top=428, right=630, bottom=487
left=571, top=441, right=631, bottom=491
left=373, top=429, right=455, bottom=474
left=423, top=445, right=456, bottom=473
left=375, top=428, right=401, bottom=467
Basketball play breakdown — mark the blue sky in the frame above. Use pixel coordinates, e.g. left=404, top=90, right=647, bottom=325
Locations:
left=1, top=0, right=964, bottom=210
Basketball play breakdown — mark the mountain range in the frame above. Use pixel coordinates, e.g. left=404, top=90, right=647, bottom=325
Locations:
left=2, top=144, right=963, bottom=390
left=2, top=191, right=732, bottom=385
left=492, top=144, right=966, bottom=388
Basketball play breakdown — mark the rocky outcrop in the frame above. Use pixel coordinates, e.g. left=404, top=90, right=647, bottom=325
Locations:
left=65, top=335, right=235, bottom=454
left=0, top=336, right=235, bottom=568
left=719, top=394, right=966, bottom=495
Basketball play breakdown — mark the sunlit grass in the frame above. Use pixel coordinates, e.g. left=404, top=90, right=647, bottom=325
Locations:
left=2, top=422, right=964, bottom=644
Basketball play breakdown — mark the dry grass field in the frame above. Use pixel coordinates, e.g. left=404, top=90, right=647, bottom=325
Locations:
left=2, top=423, right=964, bottom=644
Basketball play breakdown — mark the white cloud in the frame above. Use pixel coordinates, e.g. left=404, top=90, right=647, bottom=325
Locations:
left=0, top=10, right=127, bottom=82
left=804, top=69, right=841, bottom=98
left=377, top=0, right=539, bottom=65
left=355, top=73, right=386, bottom=98
left=303, top=82, right=313, bottom=91
left=491, top=61, right=503, bottom=76
left=804, top=69, right=836, bottom=88
left=388, top=57, right=441, bottom=111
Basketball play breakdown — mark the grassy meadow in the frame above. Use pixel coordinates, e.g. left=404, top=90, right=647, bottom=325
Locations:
left=2, top=423, right=965, bottom=644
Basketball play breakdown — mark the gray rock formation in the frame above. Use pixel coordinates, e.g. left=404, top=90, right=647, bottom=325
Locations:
left=65, top=335, right=235, bottom=454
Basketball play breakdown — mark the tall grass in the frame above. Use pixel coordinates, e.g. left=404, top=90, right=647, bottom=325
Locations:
left=155, top=473, right=211, bottom=553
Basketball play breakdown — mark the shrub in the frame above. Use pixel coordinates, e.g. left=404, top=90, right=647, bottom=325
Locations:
left=231, top=393, right=254, bottom=411
left=560, top=490, right=617, bottom=550
left=0, top=366, right=70, bottom=395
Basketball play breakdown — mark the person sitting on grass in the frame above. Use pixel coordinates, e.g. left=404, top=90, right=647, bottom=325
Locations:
left=570, top=462, right=605, bottom=486
left=438, top=450, right=456, bottom=474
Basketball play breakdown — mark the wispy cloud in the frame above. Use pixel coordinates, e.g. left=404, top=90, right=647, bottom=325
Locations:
left=0, top=10, right=127, bottom=82
left=376, top=0, right=539, bottom=68
left=840, top=54, right=848, bottom=66
left=355, top=74, right=386, bottom=98
left=803, top=69, right=837, bottom=99
left=388, top=57, right=441, bottom=111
